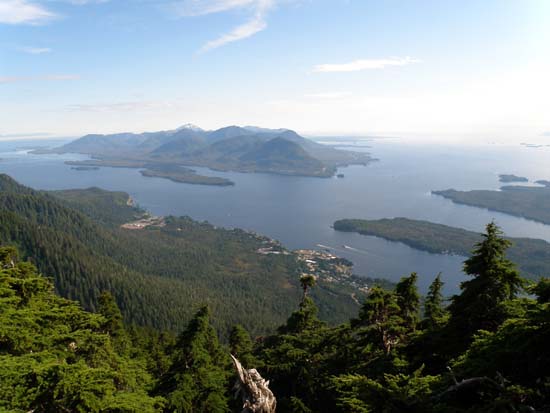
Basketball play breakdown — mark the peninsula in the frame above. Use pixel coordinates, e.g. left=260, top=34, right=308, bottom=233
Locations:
left=334, top=217, right=550, bottom=279
left=433, top=183, right=550, bottom=225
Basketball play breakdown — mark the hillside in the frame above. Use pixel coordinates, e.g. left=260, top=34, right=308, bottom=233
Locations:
left=2, top=224, right=550, bottom=412
left=433, top=184, right=550, bottom=225
left=0, top=174, right=367, bottom=336
left=334, top=217, right=550, bottom=278
left=41, top=124, right=373, bottom=182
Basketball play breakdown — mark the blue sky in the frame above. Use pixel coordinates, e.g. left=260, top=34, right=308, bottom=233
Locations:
left=1, top=0, right=549, bottom=141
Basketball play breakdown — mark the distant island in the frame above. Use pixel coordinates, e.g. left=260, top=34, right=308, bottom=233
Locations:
left=432, top=183, right=550, bottom=225
left=140, top=164, right=234, bottom=186
left=37, top=124, right=374, bottom=186
left=71, top=166, right=100, bottom=171
left=333, top=217, right=550, bottom=279
left=498, top=174, right=528, bottom=183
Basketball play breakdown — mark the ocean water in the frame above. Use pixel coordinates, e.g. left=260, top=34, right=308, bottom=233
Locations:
left=2, top=138, right=550, bottom=294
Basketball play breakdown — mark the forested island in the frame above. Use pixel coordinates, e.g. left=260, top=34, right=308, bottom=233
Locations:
left=334, top=217, right=550, bottom=279
left=498, top=173, right=528, bottom=183
left=71, top=165, right=100, bottom=171
left=65, top=159, right=235, bottom=186
left=39, top=124, right=374, bottom=186
left=140, top=164, right=234, bottom=186
left=433, top=183, right=550, bottom=224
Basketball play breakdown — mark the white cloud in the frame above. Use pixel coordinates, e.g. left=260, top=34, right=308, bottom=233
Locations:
left=0, top=0, right=55, bottom=24
left=313, top=57, right=421, bottom=73
left=173, top=0, right=275, bottom=52
left=19, top=46, right=52, bottom=54
left=173, top=0, right=258, bottom=17
left=0, top=74, right=79, bottom=83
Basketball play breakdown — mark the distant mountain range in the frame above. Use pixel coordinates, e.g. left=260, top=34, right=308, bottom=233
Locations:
left=42, top=125, right=373, bottom=184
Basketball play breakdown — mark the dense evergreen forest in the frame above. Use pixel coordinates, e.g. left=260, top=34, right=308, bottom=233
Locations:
left=334, top=217, right=550, bottom=279
left=2, top=220, right=549, bottom=412
left=0, top=174, right=364, bottom=336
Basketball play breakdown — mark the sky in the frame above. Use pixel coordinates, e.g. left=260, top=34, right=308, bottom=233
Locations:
left=1, top=0, right=549, bottom=142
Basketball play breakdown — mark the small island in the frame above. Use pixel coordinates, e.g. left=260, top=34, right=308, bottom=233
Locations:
left=333, top=217, right=550, bottom=279
left=140, top=165, right=234, bottom=186
left=337, top=173, right=345, bottom=178
left=498, top=174, right=528, bottom=183
left=65, top=160, right=235, bottom=186
left=535, top=180, right=550, bottom=187
left=71, top=166, right=100, bottom=171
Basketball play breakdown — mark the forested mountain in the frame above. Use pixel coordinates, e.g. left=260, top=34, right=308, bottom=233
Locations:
left=2, top=223, right=549, bottom=412
left=42, top=124, right=373, bottom=180
left=0, top=174, right=363, bottom=336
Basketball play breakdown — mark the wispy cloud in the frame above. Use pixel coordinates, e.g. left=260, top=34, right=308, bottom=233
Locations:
left=19, top=46, right=52, bottom=54
left=173, top=0, right=258, bottom=16
left=173, top=0, right=275, bottom=52
left=0, top=0, right=56, bottom=24
left=66, top=101, right=179, bottom=112
left=0, top=74, right=80, bottom=84
left=313, top=57, right=421, bottom=73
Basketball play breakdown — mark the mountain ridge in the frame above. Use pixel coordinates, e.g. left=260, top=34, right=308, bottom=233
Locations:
left=40, top=124, right=374, bottom=182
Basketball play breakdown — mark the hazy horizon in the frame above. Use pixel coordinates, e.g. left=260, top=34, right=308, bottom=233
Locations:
left=2, top=0, right=549, bottom=143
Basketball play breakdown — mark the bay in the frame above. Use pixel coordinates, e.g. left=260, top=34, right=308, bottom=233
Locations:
left=2, top=138, right=550, bottom=295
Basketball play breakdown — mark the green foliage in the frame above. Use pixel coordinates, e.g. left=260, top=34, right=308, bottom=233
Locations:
left=229, top=324, right=257, bottom=368
left=299, top=274, right=316, bottom=302
left=448, top=222, right=525, bottom=345
left=332, top=370, right=440, bottom=413
left=2, top=175, right=550, bottom=413
left=0, top=174, right=361, bottom=337
left=334, top=217, right=550, bottom=280
left=0, top=246, right=162, bottom=412
left=532, top=278, right=550, bottom=303
left=156, top=306, right=231, bottom=412
left=50, top=187, right=145, bottom=227
left=423, top=273, right=448, bottom=328
left=354, top=287, right=407, bottom=355
left=395, top=273, right=420, bottom=331
left=434, top=185, right=550, bottom=226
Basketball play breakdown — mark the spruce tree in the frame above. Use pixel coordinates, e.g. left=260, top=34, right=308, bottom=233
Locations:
left=448, top=222, right=524, bottom=341
left=98, top=290, right=130, bottom=353
left=157, top=306, right=230, bottom=412
left=355, top=287, right=406, bottom=354
left=424, top=273, right=446, bottom=328
left=395, top=272, right=420, bottom=331
left=229, top=324, right=257, bottom=368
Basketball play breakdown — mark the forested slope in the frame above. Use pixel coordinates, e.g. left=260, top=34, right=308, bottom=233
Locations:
left=0, top=174, right=362, bottom=335
left=2, top=223, right=550, bottom=412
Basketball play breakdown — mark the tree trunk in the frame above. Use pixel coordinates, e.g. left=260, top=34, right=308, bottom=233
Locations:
left=231, top=354, right=277, bottom=413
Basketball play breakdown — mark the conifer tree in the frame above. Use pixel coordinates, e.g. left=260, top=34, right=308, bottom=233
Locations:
left=157, top=306, right=230, bottom=413
left=448, top=222, right=524, bottom=341
left=424, top=273, right=446, bottom=328
left=300, top=274, right=317, bottom=303
left=98, top=290, right=131, bottom=354
left=355, top=287, right=406, bottom=354
left=229, top=324, right=257, bottom=368
left=395, top=272, right=420, bottom=331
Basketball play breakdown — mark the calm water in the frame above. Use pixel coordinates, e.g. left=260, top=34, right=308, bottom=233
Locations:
left=2, top=138, right=550, bottom=295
